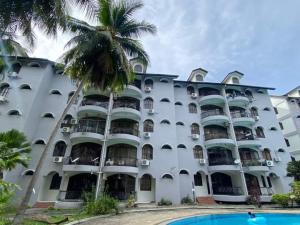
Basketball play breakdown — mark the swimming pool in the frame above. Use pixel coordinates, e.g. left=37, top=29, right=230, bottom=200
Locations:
left=167, top=213, right=300, bottom=225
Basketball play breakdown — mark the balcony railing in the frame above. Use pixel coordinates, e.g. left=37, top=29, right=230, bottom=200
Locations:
left=213, top=187, right=243, bottom=195
left=105, top=157, right=137, bottom=167
left=241, top=159, right=266, bottom=167
left=201, top=109, right=225, bottom=119
left=209, top=158, right=234, bottom=166
left=73, top=119, right=106, bottom=134
left=113, top=101, right=140, bottom=110
left=81, top=99, right=109, bottom=108
left=235, top=133, right=255, bottom=141
left=230, top=111, right=252, bottom=119
left=205, top=132, right=229, bottom=140
left=64, top=156, right=100, bottom=166
left=199, top=91, right=220, bottom=97
left=110, top=127, right=139, bottom=136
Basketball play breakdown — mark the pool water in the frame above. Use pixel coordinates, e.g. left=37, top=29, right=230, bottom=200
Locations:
left=168, top=213, right=300, bottom=225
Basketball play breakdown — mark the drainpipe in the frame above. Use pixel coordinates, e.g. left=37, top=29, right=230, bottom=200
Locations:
left=222, top=86, right=249, bottom=196
left=95, top=92, right=114, bottom=199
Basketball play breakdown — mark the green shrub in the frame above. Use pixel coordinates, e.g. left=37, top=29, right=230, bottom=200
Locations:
left=157, top=198, right=172, bottom=206
left=84, top=195, right=118, bottom=215
left=272, top=194, right=290, bottom=207
left=181, top=195, right=193, bottom=205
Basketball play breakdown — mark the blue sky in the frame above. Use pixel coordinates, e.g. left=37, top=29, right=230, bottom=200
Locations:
left=31, top=0, right=300, bottom=95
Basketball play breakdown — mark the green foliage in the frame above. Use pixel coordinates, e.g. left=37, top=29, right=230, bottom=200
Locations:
left=84, top=195, right=119, bottom=215
left=126, top=194, right=136, bottom=208
left=272, top=194, right=290, bottom=207
left=181, top=195, right=193, bottom=205
left=287, top=160, right=300, bottom=181
left=157, top=198, right=172, bottom=206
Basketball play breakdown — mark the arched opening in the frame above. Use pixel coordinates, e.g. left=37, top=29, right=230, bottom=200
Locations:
left=140, top=174, right=152, bottom=191
left=232, top=77, right=239, bottom=84
left=175, top=101, right=183, bottom=106
left=34, top=139, right=46, bottom=145
left=28, top=62, right=41, bottom=68
left=160, top=78, right=169, bottom=83
left=225, top=88, right=243, bottom=98
left=255, top=126, right=265, bottom=138
left=68, top=143, right=101, bottom=166
left=42, top=113, right=55, bottom=119
left=68, top=91, right=79, bottom=104
left=196, top=74, right=203, bottom=81
left=198, top=87, right=220, bottom=97
left=0, top=83, right=9, bottom=97
left=176, top=122, right=184, bottom=126
left=66, top=173, right=97, bottom=199
left=191, top=123, right=200, bottom=135
left=61, top=114, right=73, bottom=128
left=179, top=170, right=189, bottom=175
left=245, top=90, right=253, bottom=99
left=161, top=144, right=172, bottom=150
left=211, top=172, right=237, bottom=195
left=49, top=173, right=62, bottom=190
left=239, top=148, right=260, bottom=166
left=174, top=84, right=181, bottom=88
left=229, top=106, right=247, bottom=119
left=53, top=141, right=67, bottom=157
left=188, top=103, right=197, bottom=113
left=134, top=64, right=143, bottom=73
left=111, top=119, right=139, bottom=136
left=105, top=174, right=135, bottom=200
left=201, top=105, right=224, bottom=118
left=50, top=90, right=62, bottom=95
left=245, top=173, right=261, bottom=195
left=142, top=144, right=153, bottom=160
left=162, top=174, right=173, bottom=179
left=144, top=79, right=153, bottom=89
left=263, top=107, right=271, bottom=111
left=81, top=94, right=109, bottom=108
left=144, top=119, right=154, bottom=132
left=113, top=96, right=140, bottom=111
left=106, top=144, right=137, bottom=167
left=187, top=86, right=195, bottom=95
left=234, top=126, right=254, bottom=141
left=177, top=144, right=186, bottom=149
left=160, top=120, right=170, bottom=125
left=144, top=97, right=153, bottom=109
left=270, top=127, right=277, bottom=131
left=204, top=125, right=228, bottom=140
left=193, top=145, right=203, bottom=159
left=11, top=62, right=22, bottom=73
left=20, top=84, right=31, bottom=90
left=262, top=148, right=272, bottom=160
left=160, top=98, right=170, bottom=102
left=250, top=107, right=259, bottom=117
left=8, top=110, right=21, bottom=116
left=208, top=147, right=234, bottom=166
left=22, top=169, right=35, bottom=176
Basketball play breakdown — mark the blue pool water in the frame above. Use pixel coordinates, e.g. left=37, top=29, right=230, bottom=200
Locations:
left=168, top=213, right=300, bottom=225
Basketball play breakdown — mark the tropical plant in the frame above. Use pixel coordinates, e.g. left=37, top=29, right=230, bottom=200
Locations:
left=158, top=198, right=172, bottom=206
left=272, top=194, right=290, bottom=207
left=181, top=195, right=193, bottom=205
left=84, top=195, right=118, bottom=215
left=287, top=160, right=300, bottom=181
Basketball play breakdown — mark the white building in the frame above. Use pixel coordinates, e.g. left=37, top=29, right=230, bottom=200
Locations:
left=0, top=56, right=292, bottom=208
left=271, top=86, right=300, bottom=160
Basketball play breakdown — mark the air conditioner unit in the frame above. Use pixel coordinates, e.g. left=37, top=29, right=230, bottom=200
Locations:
left=61, top=127, right=70, bottom=133
left=191, top=134, right=199, bottom=140
left=148, top=109, right=155, bottom=115
left=199, top=159, right=206, bottom=165
left=254, top=116, right=259, bottom=121
left=191, top=93, right=198, bottom=99
left=53, top=156, right=63, bottom=163
left=0, top=96, right=8, bottom=103
left=234, top=159, right=241, bottom=164
left=144, top=132, right=151, bottom=138
left=141, top=159, right=150, bottom=166
left=266, top=160, right=274, bottom=167
left=274, top=157, right=282, bottom=162
left=144, top=87, right=152, bottom=93
left=70, top=119, right=77, bottom=124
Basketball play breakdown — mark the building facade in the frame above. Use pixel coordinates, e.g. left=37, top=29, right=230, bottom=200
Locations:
left=271, top=87, right=300, bottom=160
left=0, top=56, right=292, bottom=207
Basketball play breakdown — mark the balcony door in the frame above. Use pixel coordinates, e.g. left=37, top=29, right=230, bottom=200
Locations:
left=245, top=173, right=261, bottom=195
left=105, top=174, right=135, bottom=200
left=66, top=173, right=97, bottom=199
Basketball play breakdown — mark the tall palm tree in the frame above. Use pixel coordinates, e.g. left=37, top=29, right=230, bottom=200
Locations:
left=14, top=0, right=155, bottom=223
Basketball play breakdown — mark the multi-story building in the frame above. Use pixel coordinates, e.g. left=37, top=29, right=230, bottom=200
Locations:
left=0, top=56, right=292, bottom=207
left=271, top=87, right=300, bottom=160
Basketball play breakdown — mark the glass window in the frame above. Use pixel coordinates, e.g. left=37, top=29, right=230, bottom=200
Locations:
left=144, top=98, right=153, bottom=109
left=140, top=174, right=152, bottom=191
left=191, top=123, right=200, bottom=135
left=142, top=145, right=153, bottom=160
left=255, top=127, right=265, bottom=138
left=143, top=120, right=154, bottom=132
left=262, top=149, right=272, bottom=160
left=53, top=141, right=67, bottom=157
left=193, top=145, right=203, bottom=159
left=194, top=172, right=202, bottom=186
left=188, top=103, right=197, bottom=113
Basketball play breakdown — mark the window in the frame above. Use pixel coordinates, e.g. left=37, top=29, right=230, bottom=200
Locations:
left=232, top=77, right=239, bottom=84
left=140, top=174, right=151, bottom=191
left=144, top=79, right=153, bottom=89
left=160, top=78, right=169, bottom=83
left=278, top=148, right=285, bottom=153
left=53, top=141, right=67, bottom=157
left=144, top=98, right=153, bottom=109
left=194, top=172, right=202, bottom=186
left=161, top=144, right=172, bottom=150
left=188, top=103, right=197, bottom=113
left=0, top=83, right=9, bottom=97
left=245, top=90, right=253, bottom=98
left=20, top=84, right=31, bottom=90
left=142, top=145, right=153, bottom=160
left=196, top=74, right=203, bottom=81
left=49, top=173, right=62, bottom=190
left=134, top=64, right=143, bottom=73
left=262, top=149, right=272, bottom=160
left=176, top=122, right=184, bottom=126
left=179, top=169, right=189, bottom=175
left=187, top=86, right=195, bottom=95
left=143, top=120, right=154, bottom=132
left=8, top=110, right=21, bottom=116
left=160, top=120, right=170, bottom=125
left=43, top=113, right=55, bottom=118
left=279, top=122, right=284, bottom=130
left=61, top=114, right=73, bottom=128
left=261, top=176, right=267, bottom=188
left=177, top=144, right=186, bottom=149
left=23, top=170, right=34, bottom=175
left=274, top=107, right=278, bottom=114
left=11, top=62, right=22, bottom=73
left=34, top=139, right=46, bottom=145
left=270, top=127, right=277, bottom=131
left=162, top=174, right=173, bottom=179
left=175, top=101, right=183, bottom=106
left=285, top=138, right=290, bottom=147
left=174, top=84, right=181, bottom=88
left=250, top=107, right=259, bottom=117
left=191, top=123, right=200, bottom=135
left=193, top=145, right=203, bottom=159
left=160, top=98, right=170, bottom=102
left=28, top=62, right=41, bottom=68
left=50, top=90, right=62, bottom=95
left=267, top=176, right=272, bottom=187
left=263, top=107, right=271, bottom=111
left=255, top=127, right=265, bottom=138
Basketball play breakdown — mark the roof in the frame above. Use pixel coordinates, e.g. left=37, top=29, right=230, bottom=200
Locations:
left=137, top=72, right=179, bottom=79
left=221, top=71, right=244, bottom=83
left=187, top=67, right=208, bottom=81
left=2, top=55, right=55, bottom=64
left=283, top=85, right=300, bottom=96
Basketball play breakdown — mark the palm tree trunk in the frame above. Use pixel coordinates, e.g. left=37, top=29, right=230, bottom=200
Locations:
left=13, top=80, right=84, bottom=224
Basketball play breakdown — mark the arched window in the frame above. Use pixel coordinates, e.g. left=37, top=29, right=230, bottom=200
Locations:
left=160, top=98, right=170, bottom=103
left=194, top=172, right=202, bottom=186
left=179, top=169, right=189, bottom=175
left=193, top=145, right=203, bottom=159
left=28, top=62, right=41, bottom=68
left=34, top=139, right=46, bottom=145
left=20, top=84, right=31, bottom=90
left=42, top=113, right=55, bottom=119
left=196, top=74, right=203, bottom=81
left=187, top=86, right=195, bottom=95
left=245, top=90, right=253, bottom=99
left=285, top=138, right=290, bottom=147
left=142, top=145, right=153, bottom=160
left=250, top=107, right=259, bottom=117
left=145, top=79, right=153, bottom=89
left=160, top=120, right=170, bottom=125
left=23, top=170, right=34, bottom=176
left=11, top=62, right=22, bottom=73
left=255, top=127, right=265, bottom=138
left=0, top=83, right=9, bottom=97
left=188, top=103, right=197, bottom=113
left=270, top=127, right=277, bottom=131
left=144, top=120, right=154, bottom=132
left=53, top=141, right=67, bottom=157
left=160, top=78, right=169, bottom=83
left=176, top=122, right=184, bottom=126
left=262, top=149, right=272, bottom=160
left=134, top=64, right=143, bottom=73
left=174, top=84, right=181, bottom=88
left=191, top=123, right=200, bottom=135
left=8, top=110, right=21, bottom=116
left=278, top=148, right=285, bottom=153
left=177, top=144, right=186, bottom=149
left=162, top=174, right=173, bottom=179
left=144, top=97, right=154, bottom=109
left=175, top=101, right=183, bottom=106
left=50, top=90, right=62, bottom=95
left=232, top=77, right=239, bottom=84
left=264, top=107, right=271, bottom=111
left=140, top=174, right=152, bottom=191
left=61, top=114, right=73, bottom=127
left=161, top=144, right=172, bottom=150
left=49, top=173, right=62, bottom=190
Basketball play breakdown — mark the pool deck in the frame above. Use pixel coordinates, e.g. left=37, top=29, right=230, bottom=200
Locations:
left=76, top=207, right=300, bottom=225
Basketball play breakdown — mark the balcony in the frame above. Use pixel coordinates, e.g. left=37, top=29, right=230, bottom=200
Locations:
left=208, top=158, right=239, bottom=171
left=201, top=109, right=229, bottom=126
left=212, top=187, right=246, bottom=202
left=62, top=157, right=100, bottom=173
left=199, top=94, right=225, bottom=106
left=236, top=135, right=261, bottom=148
left=108, top=126, right=140, bottom=146
left=70, top=119, right=105, bottom=144
left=227, top=93, right=250, bottom=107
left=121, top=82, right=142, bottom=98
left=103, top=157, right=138, bottom=174
left=241, top=160, right=269, bottom=172
left=231, top=111, right=255, bottom=127
left=111, top=99, right=141, bottom=121
left=77, top=97, right=109, bottom=118
left=204, top=132, right=235, bottom=148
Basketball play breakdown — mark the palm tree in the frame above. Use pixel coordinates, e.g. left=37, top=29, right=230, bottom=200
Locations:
left=287, top=160, right=300, bottom=181
left=14, top=0, right=155, bottom=223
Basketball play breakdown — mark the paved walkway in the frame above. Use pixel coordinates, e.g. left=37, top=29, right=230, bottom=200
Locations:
left=79, top=208, right=300, bottom=225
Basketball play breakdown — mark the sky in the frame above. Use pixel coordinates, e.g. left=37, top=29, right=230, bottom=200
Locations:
left=30, top=0, right=300, bottom=95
